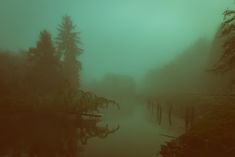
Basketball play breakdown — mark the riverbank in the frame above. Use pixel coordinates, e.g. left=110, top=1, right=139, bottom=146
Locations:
left=160, top=103, right=235, bottom=157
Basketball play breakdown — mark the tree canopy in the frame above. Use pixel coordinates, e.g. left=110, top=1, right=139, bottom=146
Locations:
left=57, top=16, right=82, bottom=89
left=215, top=9, right=235, bottom=72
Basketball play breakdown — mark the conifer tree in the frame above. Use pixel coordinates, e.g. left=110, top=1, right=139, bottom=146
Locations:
left=57, top=16, right=82, bottom=89
left=27, top=30, right=61, bottom=97
left=215, top=9, right=235, bottom=71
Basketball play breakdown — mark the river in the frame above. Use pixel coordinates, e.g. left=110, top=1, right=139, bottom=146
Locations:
left=83, top=101, right=184, bottom=157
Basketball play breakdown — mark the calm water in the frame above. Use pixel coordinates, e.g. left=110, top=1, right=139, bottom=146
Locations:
left=83, top=102, right=184, bottom=157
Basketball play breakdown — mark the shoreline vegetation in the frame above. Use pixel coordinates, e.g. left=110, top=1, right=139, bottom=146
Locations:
left=1, top=2, right=235, bottom=157
left=160, top=103, right=235, bottom=157
left=159, top=7, right=235, bottom=157
left=0, top=16, right=119, bottom=156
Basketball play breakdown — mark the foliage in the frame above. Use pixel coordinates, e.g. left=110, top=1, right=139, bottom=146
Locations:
left=215, top=9, right=235, bottom=72
left=0, top=16, right=118, bottom=157
left=160, top=103, right=235, bottom=157
left=57, top=16, right=82, bottom=88
left=26, top=30, right=62, bottom=99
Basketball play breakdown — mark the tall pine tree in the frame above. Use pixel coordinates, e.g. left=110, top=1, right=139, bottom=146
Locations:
left=57, top=16, right=82, bottom=89
left=27, top=30, right=61, bottom=98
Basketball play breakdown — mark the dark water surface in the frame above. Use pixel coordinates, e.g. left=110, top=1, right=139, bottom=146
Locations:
left=0, top=102, right=183, bottom=157
left=83, top=103, right=184, bottom=157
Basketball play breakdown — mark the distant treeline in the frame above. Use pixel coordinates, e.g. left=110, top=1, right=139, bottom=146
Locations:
left=144, top=7, right=235, bottom=131
left=84, top=73, right=137, bottom=101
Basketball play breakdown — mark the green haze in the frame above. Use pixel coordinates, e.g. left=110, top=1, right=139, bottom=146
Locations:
left=0, top=0, right=233, bottom=81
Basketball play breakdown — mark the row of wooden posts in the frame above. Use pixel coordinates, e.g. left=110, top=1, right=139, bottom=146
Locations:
left=147, top=100, right=195, bottom=131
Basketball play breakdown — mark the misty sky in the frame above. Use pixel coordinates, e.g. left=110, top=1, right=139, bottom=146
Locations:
left=0, top=0, right=233, bottom=81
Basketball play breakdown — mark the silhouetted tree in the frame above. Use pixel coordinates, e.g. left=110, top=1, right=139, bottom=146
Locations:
left=27, top=30, right=62, bottom=103
left=57, top=16, right=82, bottom=89
left=215, top=9, right=235, bottom=71
left=0, top=16, right=119, bottom=157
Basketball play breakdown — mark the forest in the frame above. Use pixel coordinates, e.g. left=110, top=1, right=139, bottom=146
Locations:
left=0, top=16, right=119, bottom=157
left=1, top=1, right=235, bottom=157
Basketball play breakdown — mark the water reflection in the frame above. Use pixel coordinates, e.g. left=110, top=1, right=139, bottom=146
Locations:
left=84, top=103, right=183, bottom=157
left=0, top=109, right=119, bottom=157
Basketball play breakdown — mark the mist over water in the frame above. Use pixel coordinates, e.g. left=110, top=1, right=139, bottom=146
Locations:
left=0, top=0, right=235, bottom=157
left=84, top=104, right=183, bottom=157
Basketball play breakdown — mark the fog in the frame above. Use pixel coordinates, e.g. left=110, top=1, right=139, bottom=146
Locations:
left=1, top=1, right=235, bottom=157
left=0, top=0, right=232, bottom=81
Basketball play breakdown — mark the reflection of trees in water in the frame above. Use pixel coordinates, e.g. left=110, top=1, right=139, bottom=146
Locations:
left=0, top=106, right=119, bottom=157
left=146, top=98, right=195, bottom=129
left=0, top=50, right=120, bottom=156
left=0, top=89, right=120, bottom=157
